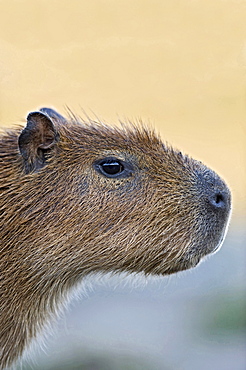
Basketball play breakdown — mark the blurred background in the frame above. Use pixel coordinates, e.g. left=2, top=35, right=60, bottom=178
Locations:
left=0, top=1, right=245, bottom=369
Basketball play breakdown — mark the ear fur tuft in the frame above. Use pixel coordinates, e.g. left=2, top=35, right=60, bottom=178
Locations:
left=18, top=111, right=59, bottom=174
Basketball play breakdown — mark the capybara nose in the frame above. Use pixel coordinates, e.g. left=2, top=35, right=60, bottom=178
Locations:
left=209, top=188, right=230, bottom=211
left=204, top=175, right=231, bottom=217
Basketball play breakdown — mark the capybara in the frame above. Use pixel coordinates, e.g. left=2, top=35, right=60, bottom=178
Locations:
left=0, top=108, right=231, bottom=368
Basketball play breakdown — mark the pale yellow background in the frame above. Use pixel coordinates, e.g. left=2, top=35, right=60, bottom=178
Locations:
left=0, top=3, right=245, bottom=369
left=0, top=0, right=245, bottom=221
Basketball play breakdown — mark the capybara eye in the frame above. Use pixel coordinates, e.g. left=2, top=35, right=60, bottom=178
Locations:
left=94, top=158, right=125, bottom=177
left=93, top=157, right=135, bottom=178
left=101, top=160, right=123, bottom=175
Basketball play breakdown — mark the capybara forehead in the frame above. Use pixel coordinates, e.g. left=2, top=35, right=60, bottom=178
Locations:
left=58, top=119, right=187, bottom=169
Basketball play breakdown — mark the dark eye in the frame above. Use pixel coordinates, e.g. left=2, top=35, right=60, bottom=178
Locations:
left=101, top=160, right=123, bottom=175
left=94, top=157, right=133, bottom=178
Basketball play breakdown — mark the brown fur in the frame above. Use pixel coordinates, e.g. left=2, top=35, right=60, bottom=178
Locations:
left=0, top=108, right=231, bottom=369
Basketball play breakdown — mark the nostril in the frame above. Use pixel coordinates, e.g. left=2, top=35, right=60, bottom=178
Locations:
left=215, top=192, right=224, bottom=205
left=210, top=190, right=228, bottom=210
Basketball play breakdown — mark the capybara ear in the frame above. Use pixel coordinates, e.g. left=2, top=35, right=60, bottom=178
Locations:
left=18, top=111, right=59, bottom=174
left=40, top=107, right=66, bottom=123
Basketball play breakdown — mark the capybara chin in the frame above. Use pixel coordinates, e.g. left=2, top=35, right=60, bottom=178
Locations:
left=0, top=107, right=231, bottom=369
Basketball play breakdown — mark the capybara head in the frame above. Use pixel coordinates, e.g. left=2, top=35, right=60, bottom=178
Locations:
left=4, top=108, right=231, bottom=277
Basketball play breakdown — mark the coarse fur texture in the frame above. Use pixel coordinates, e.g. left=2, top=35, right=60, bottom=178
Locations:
left=0, top=108, right=231, bottom=369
